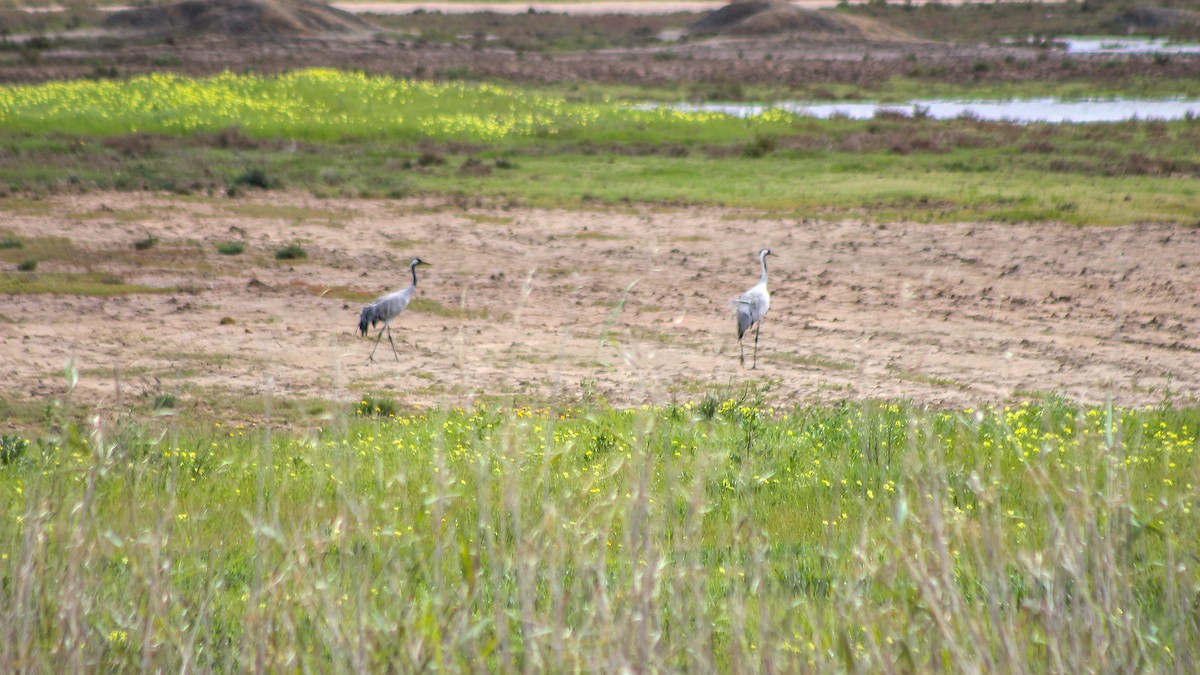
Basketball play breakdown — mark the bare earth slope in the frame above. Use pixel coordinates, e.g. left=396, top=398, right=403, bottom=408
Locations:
left=2, top=194, right=1197, bottom=414
left=687, top=0, right=915, bottom=41
left=104, top=0, right=374, bottom=37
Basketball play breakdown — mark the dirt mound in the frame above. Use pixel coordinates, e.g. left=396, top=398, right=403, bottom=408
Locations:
left=1117, top=4, right=1200, bottom=30
left=104, top=0, right=374, bottom=38
left=687, top=0, right=912, bottom=40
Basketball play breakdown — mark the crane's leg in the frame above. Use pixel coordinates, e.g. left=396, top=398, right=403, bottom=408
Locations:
left=752, top=321, right=762, bottom=370
left=386, top=326, right=400, bottom=362
left=739, top=337, right=745, bottom=368
left=369, top=324, right=388, bottom=362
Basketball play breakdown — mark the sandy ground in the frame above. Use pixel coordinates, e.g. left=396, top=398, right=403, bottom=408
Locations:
left=2, top=192, right=1198, bottom=415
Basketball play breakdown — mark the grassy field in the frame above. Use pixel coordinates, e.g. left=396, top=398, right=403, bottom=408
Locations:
left=0, top=371, right=1196, bottom=670
left=0, top=70, right=1197, bottom=224
left=2, top=54, right=1199, bottom=670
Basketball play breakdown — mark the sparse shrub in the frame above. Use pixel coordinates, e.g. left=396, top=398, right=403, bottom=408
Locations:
left=386, top=179, right=415, bottom=199
left=441, top=66, right=475, bottom=80
left=216, top=241, right=245, bottom=255
left=133, top=235, right=158, bottom=250
left=151, top=53, right=182, bottom=67
left=743, top=135, right=776, bottom=158
left=695, top=76, right=744, bottom=102
left=1021, top=140, right=1056, bottom=154
left=17, top=259, right=37, bottom=272
left=0, top=237, right=22, bottom=249
left=275, top=243, right=308, bottom=260
left=356, top=395, right=399, bottom=417
left=212, top=126, right=259, bottom=150
left=0, top=434, right=28, bottom=465
left=417, top=151, right=446, bottom=167
left=228, top=168, right=276, bottom=196
left=459, top=157, right=492, bottom=176
left=153, top=393, right=176, bottom=410
left=318, top=167, right=343, bottom=185
left=91, top=63, right=119, bottom=79
left=102, top=133, right=159, bottom=158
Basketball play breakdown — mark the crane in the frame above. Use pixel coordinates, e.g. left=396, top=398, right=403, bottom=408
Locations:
left=358, top=257, right=430, bottom=362
left=734, top=248, right=772, bottom=369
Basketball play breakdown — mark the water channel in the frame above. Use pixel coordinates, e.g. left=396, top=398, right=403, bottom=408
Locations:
left=657, top=98, right=1200, bottom=123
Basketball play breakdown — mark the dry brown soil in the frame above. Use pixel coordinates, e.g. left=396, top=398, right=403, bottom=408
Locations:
left=2, top=192, right=1197, bottom=415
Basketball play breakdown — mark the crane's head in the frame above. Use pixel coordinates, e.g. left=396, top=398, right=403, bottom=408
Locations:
left=759, top=248, right=773, bottom=259
left=410, top=257, right=432, bottom=268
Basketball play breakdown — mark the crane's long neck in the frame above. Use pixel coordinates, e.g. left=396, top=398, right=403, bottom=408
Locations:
left=759, top=253, right=769, bottom=285
left=410, top=262, right=419, bottom=288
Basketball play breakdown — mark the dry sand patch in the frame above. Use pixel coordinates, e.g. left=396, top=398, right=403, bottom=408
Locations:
left=2, top=191, right=1197, bottom=416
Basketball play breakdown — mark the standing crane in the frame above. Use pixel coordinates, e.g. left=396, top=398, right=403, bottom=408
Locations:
left=358, top=257, right=430, bottom=362
left=733, top=248, right=773, bottom=369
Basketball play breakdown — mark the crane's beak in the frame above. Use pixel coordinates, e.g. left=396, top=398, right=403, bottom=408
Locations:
left=419, top=261, right=432, bottom=267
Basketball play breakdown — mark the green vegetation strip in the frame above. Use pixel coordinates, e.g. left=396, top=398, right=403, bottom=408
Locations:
left=0, top=70, right=1197, bottom=224
left=0, top=389, right=1197, bottom=670
left=0, top=271, right=170, bottom=296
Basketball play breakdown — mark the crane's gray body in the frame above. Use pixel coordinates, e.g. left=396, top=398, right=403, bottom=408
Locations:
left=358, top=286, right=415, bottom=337
left=358, top=257, right=428, bottom=362
left=733, top=249, right=772, bottom=369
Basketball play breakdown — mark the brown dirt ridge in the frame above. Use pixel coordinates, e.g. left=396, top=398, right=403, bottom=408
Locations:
left=2, top=193, right=1197, bottom=416
left=104, top=0, right=374, bottom=38
left=687, top=0, right=916, bottom=42
left=7, top=2, right=1198, bottom=90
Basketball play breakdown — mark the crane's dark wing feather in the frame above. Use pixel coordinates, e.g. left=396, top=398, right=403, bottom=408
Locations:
left=734, top=287, right=766, bottom=340
left=357, top=303, right=377, bottom=336
left=736, top=304, right=754, bottom=339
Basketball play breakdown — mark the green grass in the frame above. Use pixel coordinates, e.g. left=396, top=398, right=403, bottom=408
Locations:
left=539, top=75, right=1200, bottom=106
left=222, top=203, right=346, bottom=221
left=288, top=280, right=375, bottom=303
left=770, top=351, right=857, bottom=371
left=0, top=72, right=1197, bottom=224
left=421, top=153, right=1199, bottom=226
left=0, top=235, right=78, bottom=265
left=409, top=296, right=493, bottom=320
left=462, top=214, right=514, bottom=226
left=67, top=207, right=152, bottom=223
left=0, top=129, right=1195, bottom=225
left=0, top=271, right=170, bottom=296
left=274, top=243, right=308, bottom=260
left=0, top=383, right=1196, bottom=670
left=2, top=69, right=1196, bottom=148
